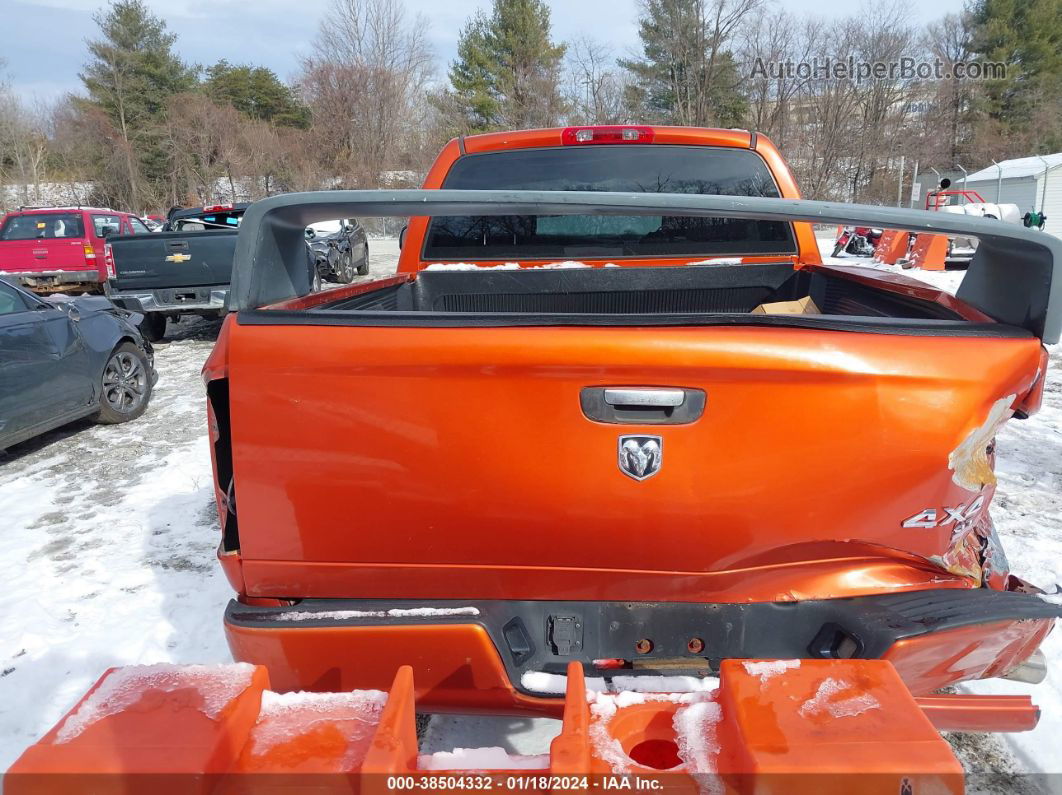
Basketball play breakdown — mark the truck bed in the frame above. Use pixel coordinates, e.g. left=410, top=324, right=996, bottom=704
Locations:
left=318, top=263, right=972, bottom=324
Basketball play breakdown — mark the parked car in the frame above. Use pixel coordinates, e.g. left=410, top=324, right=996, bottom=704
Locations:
left=0, top=206, right=151, bottom=293
left=205, top=126, right=1060, bottom=709
left=107, top=203, right=358, bottom=341
left=0, top=278, right=156, bottom=451
left=305, top=218, right=369, bottom=281
left=104, top=204, right=249, bottom=341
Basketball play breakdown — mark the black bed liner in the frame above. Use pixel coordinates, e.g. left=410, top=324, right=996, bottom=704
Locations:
left=324, top=263, right=961, bottom=320
left=237, top=262, right=1032, bottom=337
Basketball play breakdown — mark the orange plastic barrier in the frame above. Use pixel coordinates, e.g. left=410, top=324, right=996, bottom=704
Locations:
left=9, top=658, right=1035, bottom=793
left=906, top=234, right=949, bottom=270
left=872, top=229, right=910, bottom=265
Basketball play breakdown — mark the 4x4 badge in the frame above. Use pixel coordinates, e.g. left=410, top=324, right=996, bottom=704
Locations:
left=618, top=435, right=662, bottom=481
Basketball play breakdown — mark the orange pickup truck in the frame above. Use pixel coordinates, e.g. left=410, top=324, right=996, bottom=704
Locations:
left=204, top=126, right=1061, bottom=716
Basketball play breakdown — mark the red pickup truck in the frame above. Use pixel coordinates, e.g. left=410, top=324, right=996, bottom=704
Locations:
left=205, top=126, right=1061, bottom=715
left=0, top=206, right=150, bottom=292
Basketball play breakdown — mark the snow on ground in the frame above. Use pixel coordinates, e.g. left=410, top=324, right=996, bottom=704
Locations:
left=0, top=241, right=402, bottom=766
left=1, top=235, right=1060, bottom=787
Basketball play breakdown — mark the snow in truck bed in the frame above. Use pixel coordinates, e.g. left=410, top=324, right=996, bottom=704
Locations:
left=0, top=238, right=1059, bottom=789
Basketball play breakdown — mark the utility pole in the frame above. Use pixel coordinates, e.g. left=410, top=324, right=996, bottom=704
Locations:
left=896, top=155, right=905, bottom=207
left=1036, top=156, right=1051, bottom=213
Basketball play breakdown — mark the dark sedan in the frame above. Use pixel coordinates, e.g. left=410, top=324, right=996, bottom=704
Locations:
left=305, top=218, right=369, bottom=283
left=0, top=278, right=157, bottom=451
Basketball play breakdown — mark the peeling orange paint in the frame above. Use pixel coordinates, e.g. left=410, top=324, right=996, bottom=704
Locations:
left=948, top=395, right=1014, bottom=493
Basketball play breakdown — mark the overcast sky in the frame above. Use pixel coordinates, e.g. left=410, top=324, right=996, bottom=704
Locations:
left=5, top=0, right=968, bottom=101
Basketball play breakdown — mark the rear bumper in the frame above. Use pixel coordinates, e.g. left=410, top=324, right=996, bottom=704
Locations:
left=224, top=590, right=1060, bottom=710
left=2, top=270, right=100, bottom=289
left=105, top=284, right=228, bottom=314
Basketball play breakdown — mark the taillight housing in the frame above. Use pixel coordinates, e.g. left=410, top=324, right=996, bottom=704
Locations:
left=103, top=242, right=115, bottom=279
left=83, top=243, right=96, bottom=261
left=561, top=125, right=655, bottom=145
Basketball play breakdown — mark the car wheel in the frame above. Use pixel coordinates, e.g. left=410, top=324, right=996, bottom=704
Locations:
left=356, top=244, right=370, bottom=276
left=140, top=313, right=167, bottom=342
left=93, top=342, right=153, bottom=424
left=335, top=249, right=354, bottom=283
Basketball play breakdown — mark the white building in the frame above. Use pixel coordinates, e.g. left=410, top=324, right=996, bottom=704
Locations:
left=960, top=153, right=1062, bottom=237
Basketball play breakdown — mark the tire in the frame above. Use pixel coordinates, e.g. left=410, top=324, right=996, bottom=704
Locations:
left=139, top=313, right=167, bottom=342
left=336, top=249, right=355, bottom=283
left=356, top=243, right=370, bottom=276
left=831, top=243, right=844, bottom=258
left=93, top=342, right=153, bottom=425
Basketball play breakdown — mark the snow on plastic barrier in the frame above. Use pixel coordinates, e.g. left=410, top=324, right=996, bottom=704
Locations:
left=7, top=658, right=967, bottom=793
left=55, top=662, right=256, bottom=743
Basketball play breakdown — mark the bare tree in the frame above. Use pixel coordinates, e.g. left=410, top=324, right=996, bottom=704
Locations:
left=566, top=38, right=631, bottom=124
left=0, top=96, right=50, bottom=206
left=298, top=0, right=434, bottom=188
left=161, top=93, right=246, bottom=205
left=738, top=11, right=823, bottom=145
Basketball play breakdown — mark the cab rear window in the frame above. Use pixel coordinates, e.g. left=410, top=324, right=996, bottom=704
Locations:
left=425, top=145, right=796, bottom=260
left=171, top=211, right=244, bottom=231
left=0, top=213, right=85, bottom=241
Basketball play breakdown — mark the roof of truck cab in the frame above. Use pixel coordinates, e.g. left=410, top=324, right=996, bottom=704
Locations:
left=459, top=126, right=756, bottom=154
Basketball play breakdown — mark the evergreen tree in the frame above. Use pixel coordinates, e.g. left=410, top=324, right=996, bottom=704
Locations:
left=967, top=0, right=1062, bottom=151
left=620, top=0, right=757, bottom=127
left=205, top=61, right=310, bottom=129
left=446, top=0, right=566, bottom=132
left=79, top=0, right=198, bottom=208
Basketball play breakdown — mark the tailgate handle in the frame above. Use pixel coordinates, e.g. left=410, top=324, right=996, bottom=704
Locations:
left=167, top=241, right=189, bottom=251
left=604, top=388, right=684, bottom=407
left=582, top=387, right=705, bottom=425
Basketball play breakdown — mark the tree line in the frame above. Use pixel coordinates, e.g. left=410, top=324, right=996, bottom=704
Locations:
left=1, top=0, right=1060, bottom=213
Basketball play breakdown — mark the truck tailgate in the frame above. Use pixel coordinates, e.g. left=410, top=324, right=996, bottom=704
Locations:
left=0, top=238, right=92, bottom=274
left=225, top=320, right=1042, bottom=603
left=109, top=230, right=236, bottom=289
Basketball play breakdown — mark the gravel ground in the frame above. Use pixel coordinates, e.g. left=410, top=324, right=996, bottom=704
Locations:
left=1, top=238, right=1059, bottom=790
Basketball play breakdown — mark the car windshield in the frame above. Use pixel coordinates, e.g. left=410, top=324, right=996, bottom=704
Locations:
left=425, top=145, right=796, bottom=260
left=0, top=213, right=85, bottom=241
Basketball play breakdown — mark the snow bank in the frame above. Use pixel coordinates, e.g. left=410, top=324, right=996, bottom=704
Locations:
left=519, top=671, right=607, bottom=694
left=56, top=662, right=256, bottom=743
left=519, top=670, right=716, bottom=695
left=609, top=675, right=719, bottom=693
left=419, top=747, right=550, bottom=771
